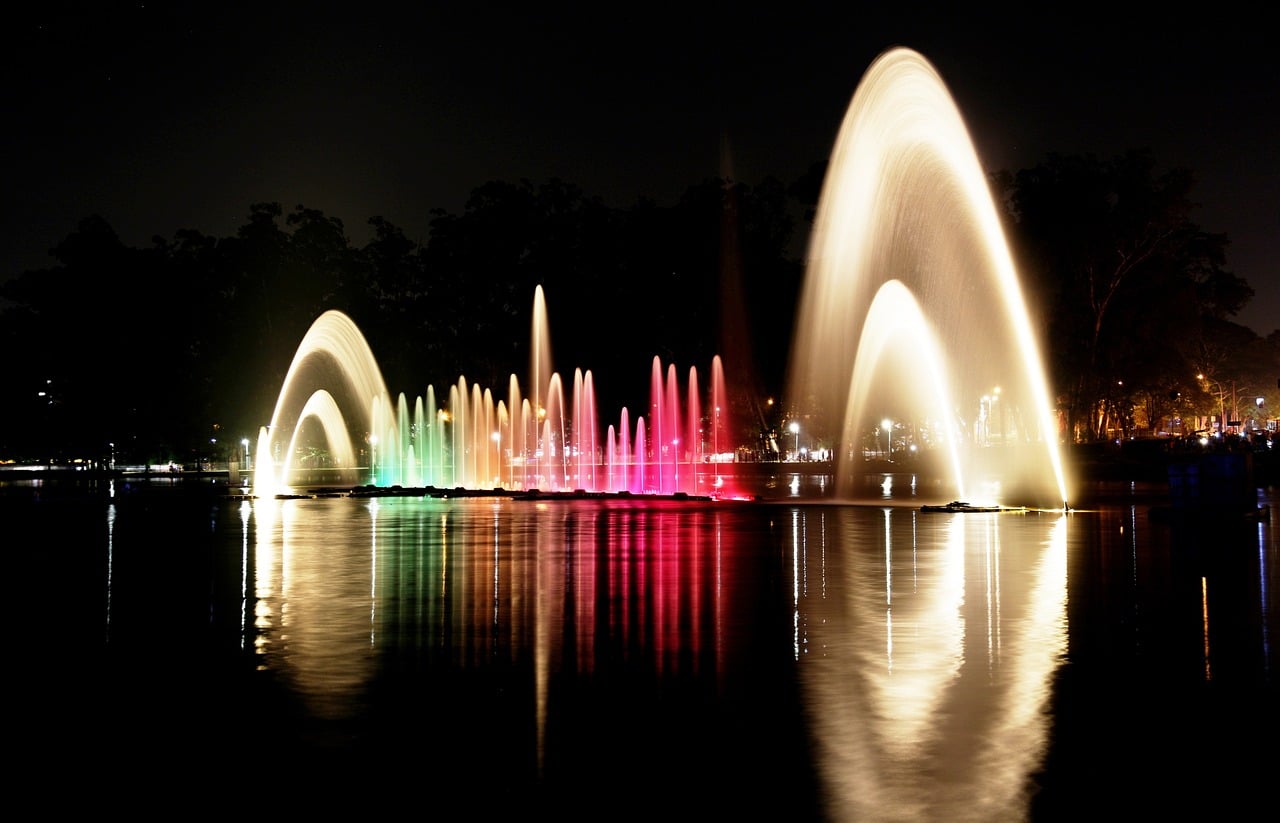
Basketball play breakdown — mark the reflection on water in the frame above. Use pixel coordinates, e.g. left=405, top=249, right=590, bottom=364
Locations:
left=8, top=478, right=1275, bottom=818
left=241, top=493, right=1075, bottom=817
left=788, top=507, right=1068, bottom=821
left=252, top=497, right=380, bottom=721
left=246, top=495, right=761, bottom=777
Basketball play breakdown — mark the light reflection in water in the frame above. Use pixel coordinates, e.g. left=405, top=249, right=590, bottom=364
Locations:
left=1202, top=576, right=1212, bottom=680
left=253, top=497, right=380, bottom=721
left=105, top=500, right=115, bottom=642
left=246, top=496, right=745, bottom=766
left=368, top=499, right=378, bottom=647
left=789, top=506, right=1068, bottom=822
left=239, top=500, right=250, bottom=651
left=1256, top=522, right=1271, bottom=679
left=16, top=478, right=1271, bottom=815
left=227, top=493, right=1273, bottom=819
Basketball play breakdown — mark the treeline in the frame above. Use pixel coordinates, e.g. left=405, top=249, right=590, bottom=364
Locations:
left=996, top=149, right=1278, bottom=441
left=2, top=151, right=1276, bottom=465
left=0, top=177, right=805, bottom=465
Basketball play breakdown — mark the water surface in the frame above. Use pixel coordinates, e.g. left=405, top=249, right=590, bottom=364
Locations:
left=9, top=476, right=1275, bottom=819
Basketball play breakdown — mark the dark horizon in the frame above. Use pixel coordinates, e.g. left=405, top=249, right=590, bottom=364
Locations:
left=4, top=7, right=1277, bottom=335
left=3, top=8, right=1278, bottom=468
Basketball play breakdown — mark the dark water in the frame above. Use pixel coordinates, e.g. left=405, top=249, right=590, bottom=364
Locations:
left=9, top=474, right=1276, bottom=819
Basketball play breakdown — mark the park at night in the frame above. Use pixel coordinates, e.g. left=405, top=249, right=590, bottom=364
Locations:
left=3, top=13, right=1276, bottom=821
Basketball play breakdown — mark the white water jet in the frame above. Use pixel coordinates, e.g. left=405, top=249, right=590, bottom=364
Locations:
left=787, top=47, right=1070, bottom=507
left=254, top=310, right=393, bottom=497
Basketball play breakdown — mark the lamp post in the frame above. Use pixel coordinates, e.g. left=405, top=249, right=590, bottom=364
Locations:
left=882, top=418, right=892, bottom=460
left=789, top=421, right=800, bottom=460
left=241, top=438, right=250, bottom=472
left=370, top=434, right=378, bottom=485
left=1198, top=373, right=1227, bottom=438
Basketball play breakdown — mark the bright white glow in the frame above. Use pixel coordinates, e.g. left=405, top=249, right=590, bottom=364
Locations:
left=787, top=46, right=1070, bottom=507
left=255, top=311, right=393, bottom=497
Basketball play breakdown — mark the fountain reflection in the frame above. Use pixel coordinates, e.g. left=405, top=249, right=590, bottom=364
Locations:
left=246, top=495, right=757, bottom=767
left=252, top=496, right=378, bottom=723
left=788, top=506, right=1069, bottom=821
left=240, top=491, right=1071, bottom=815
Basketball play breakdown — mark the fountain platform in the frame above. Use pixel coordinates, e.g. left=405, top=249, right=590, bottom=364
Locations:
left=226, top=485, right=731, bottom=503
left=920, top=500, right=1027, bottom=513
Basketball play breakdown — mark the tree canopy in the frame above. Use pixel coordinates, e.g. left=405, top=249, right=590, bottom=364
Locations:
left=2, top=151, right=1274, bottom=464
left=0, top=177, right=802, bottom=464
left=996, top=149, right=1276, bottom=442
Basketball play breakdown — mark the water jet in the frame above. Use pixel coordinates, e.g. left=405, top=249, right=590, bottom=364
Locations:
left=787, top=47, right=1070, bottom=508
left=253, top=286, right=738, bottom=500
left=252, top=47, right=1071, bottom=509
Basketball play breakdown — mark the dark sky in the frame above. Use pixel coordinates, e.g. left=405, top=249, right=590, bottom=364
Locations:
left=4, top=5, right=1277, bottom=335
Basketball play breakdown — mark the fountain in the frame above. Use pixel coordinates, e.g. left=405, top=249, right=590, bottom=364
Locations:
left=252, top=46, right=1069, bottom=508
left=251, top=284, right=739, bottom=500
left=787, top=47, right=1070, bottom=507
left=252, top=310, right=393, bottom=497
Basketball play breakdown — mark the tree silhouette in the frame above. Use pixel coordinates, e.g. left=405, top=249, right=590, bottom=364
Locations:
left=998, top=150, right=1256, bottom=440
left=2, top=157, right=1273, bottom=464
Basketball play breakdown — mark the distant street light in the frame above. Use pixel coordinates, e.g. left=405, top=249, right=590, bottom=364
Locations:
left=370, top=434, right=378, bottom=484
left=882, top=418, right=893, bottom=459
left=789, top=421, right=800, bottom=459
left=1198, top=373, right=1228, bottom=437
left=241, top=438, right=250, bottom=471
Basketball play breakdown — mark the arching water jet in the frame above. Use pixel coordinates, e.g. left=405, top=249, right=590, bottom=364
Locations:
left=254, top=310, right=393, bottom=498
left=843, top=280, right=967, bottom=498
left=787, top=47, right=1070, bottom=507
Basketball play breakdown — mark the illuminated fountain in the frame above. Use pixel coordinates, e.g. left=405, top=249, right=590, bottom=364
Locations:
left=253, top=47, right=1070, bottom=507
left=791, top=506, right=1070, bottom=820
left=786, top=47, right=1070, bottom=508
left=252, top=310, right=394, bottom=497
left=252, top=285, right=737, bottom=499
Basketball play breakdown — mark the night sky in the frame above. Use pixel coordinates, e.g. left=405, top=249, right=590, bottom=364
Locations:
left=4, top=5, right=1277, bottom=335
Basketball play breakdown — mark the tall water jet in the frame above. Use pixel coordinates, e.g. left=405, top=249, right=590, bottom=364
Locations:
left=787, top=47, right=1070, bottom=507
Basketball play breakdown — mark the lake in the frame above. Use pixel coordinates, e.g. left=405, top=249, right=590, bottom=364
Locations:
left=7, top=472, right=1275, bottom=819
